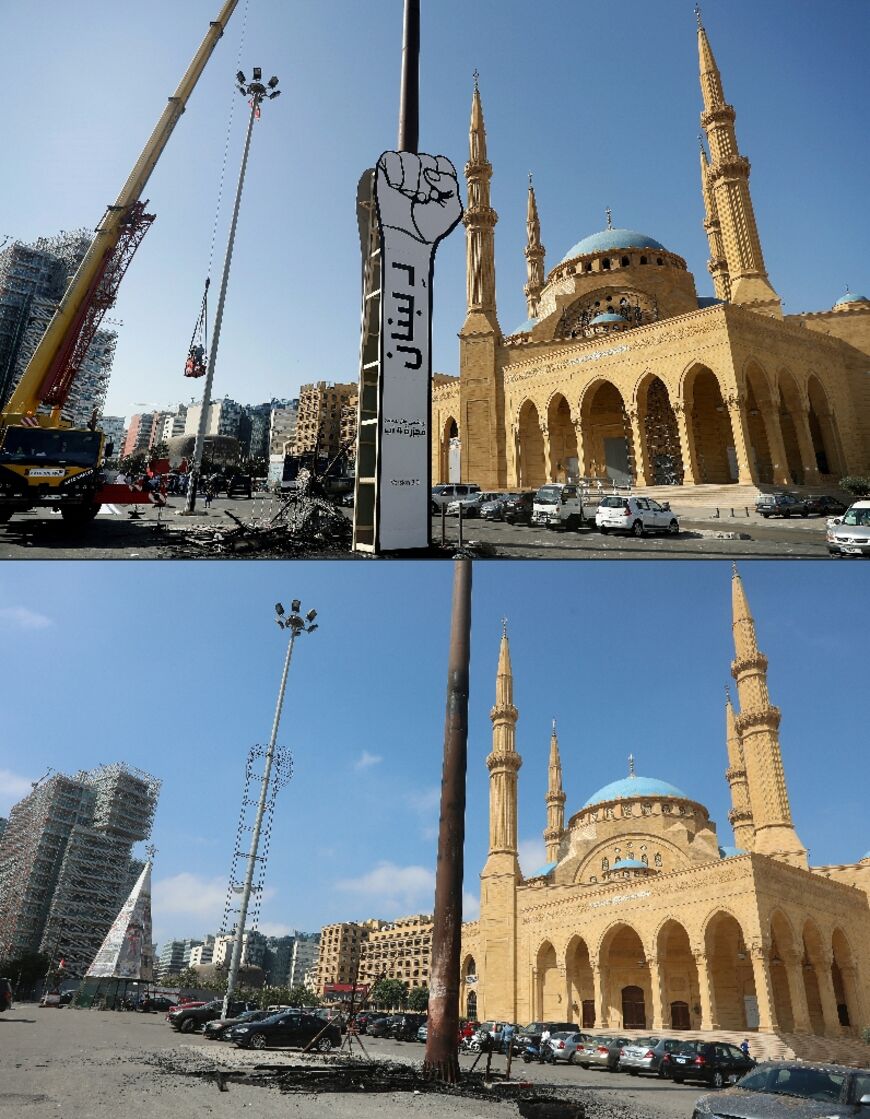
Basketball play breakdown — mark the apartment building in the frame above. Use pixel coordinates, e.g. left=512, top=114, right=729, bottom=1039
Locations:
left=359, top=913, right=433, bottom=990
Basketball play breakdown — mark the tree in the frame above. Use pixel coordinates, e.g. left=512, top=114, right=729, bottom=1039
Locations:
left=0, top=952, right=49, bottom=997
left=174, top=967, right=202, bottom=992
left=369, top=977, right=408, bottom=1010
left=840, top=476, right=870, bottom=497
left=287, top=984, right=320, bottom=1008
left=407, top=985, right=429, bottom=1012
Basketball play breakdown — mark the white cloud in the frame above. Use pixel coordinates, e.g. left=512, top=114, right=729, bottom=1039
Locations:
left=517, top=837, right=548, bottom=877
left=0, top=768, right=36, bottom=812
left=152, top=872, right=227, bottom=937
left=0, top=606, right=52, bottom=631
left=354, top=750, right=383, bottom=771
left=258, top=921, right=296, bottom=938
left=462, top=890, right=480, bottom=921
left=336, top=861, right=435, bottom=916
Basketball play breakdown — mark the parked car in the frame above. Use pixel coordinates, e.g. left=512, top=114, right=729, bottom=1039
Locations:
left=170, top=999, right=255, bottom=1033
left=669, top=1039, right=755, bottom=1087
left=547, top=1030, right=592, bottom=1063
left=575, top=1035, right=630, bottom=1071
left=353, top=1011, right=384, bottom=1034
left=40, top=990, right=65, bottom=1007
left=481, top=493, right=515, bottom=521
left=531, top=483, right=591, bottom=530
left=229, top=1009, right=341, bottom=1052
left=596, top=495, right=680, bottom=536
left=390, top=1013, right=427, bottom=1041
left=203, top=1008, right=273, bottom=1040
left=692, top=1061, right=870, bottom=1117
left=445, top=491, right=506, bottom=518
left=140, top=995, right=176, bottom=1013
left=431, top=484, right=480, bottom=512
left=502, top=491, right=537, bottom=525
left=754, top=492, right=810, bottom=518
left=619, top=1035, right=685, bottom=1077
left=803, top=494, right=847, bottom=516
left=515, top=1021, right=579, bottom=1054
left=369, top=1014, right=401, bottom=1038
left=0, top=977, right=12, bottom=1012
left=827, top=500, right=870, bottom=557
left=417, top=1022, right=428, bottom=1043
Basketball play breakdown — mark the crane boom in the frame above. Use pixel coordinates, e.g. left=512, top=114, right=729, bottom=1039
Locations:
left=3, top=0, right=240, bottom=424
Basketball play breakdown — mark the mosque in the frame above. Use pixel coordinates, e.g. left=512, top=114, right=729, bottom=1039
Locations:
left=459, top=568, right=870, bottom=1055
left=432, top=13, right=870, bottom=494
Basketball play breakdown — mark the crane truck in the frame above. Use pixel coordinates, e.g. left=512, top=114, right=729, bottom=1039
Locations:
left=0, top=1, right=240, bottom=525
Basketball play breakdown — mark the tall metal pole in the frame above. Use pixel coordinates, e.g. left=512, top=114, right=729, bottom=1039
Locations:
left=183, top=98, right=258, bottom=514
left=222, top=625, right=298, bottom=1018
left=397, top=0, right=420, bottom=152
left=423, top=558, right=472, bottom=1084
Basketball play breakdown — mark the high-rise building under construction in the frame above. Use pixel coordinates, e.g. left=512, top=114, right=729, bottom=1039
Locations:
left=0, top=764, right=160, bottom=975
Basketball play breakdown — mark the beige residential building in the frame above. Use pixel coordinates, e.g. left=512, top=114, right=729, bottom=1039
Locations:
left=462, top=568, right=870, bottom=1065
left=291, top=381, right=356, bottom=460
left=359, top=914, right=433, bottom=990
left=314, top=919, right=382, bottom=994
left=433, top=16, right=869, bottom=495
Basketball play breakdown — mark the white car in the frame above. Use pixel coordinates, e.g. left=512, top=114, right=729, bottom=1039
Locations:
left=595, top=495, right=680, bottom=537
left=826, top=500, right=870, bottom=557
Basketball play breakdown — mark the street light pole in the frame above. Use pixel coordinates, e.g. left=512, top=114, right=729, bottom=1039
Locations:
left=183, top=69, right=280, bottom=514
left=222, top=599, right=317, bottom=1018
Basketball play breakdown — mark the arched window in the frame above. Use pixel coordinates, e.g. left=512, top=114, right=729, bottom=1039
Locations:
left=640, top=256, right=648, bottom=265
left=602, top=259, right=611, bottom=270
left=601, top=857, right=609, bottom=871
left=621, top=256, right=629, bottom=267
left=654, top=853, right=662, bottom=867
left=656, top=257, right=663, bottom=266
left=585, top=262, right=593, bottom=272
left=641, top=853, right=648, bottom=866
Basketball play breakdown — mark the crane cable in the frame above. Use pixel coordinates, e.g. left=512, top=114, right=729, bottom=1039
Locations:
left=184, top=0, right=250, bottom=379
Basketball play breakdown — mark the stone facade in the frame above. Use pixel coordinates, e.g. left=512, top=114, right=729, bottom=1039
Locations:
left=359, top=913, right=433, bottom=990
left=462, top=569, right=870, bottom=1042
left=433, top=19, right=869, bottom=493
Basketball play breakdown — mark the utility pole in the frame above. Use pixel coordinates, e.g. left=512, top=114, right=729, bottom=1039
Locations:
left=397, top=0, right=420, bottom=153
left=423, top=558, right=472, bottom=1083
left=221, top=599, right=317, bottom=1018
left=183, top=69, right=280, bottom=514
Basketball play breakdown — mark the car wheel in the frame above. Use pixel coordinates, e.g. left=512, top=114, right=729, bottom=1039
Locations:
left=568, top=1052, right=576, bottom=1064
left=668, top=518, right=679, bottom=534
left=783, top=510, right=791, bottom=518
left=711, top=1070, right=725, bottom=1089
left=522, top=1053, right=532, bottom=1064
left=672, top=1075, right=684, bottom=1084
left=628, top=1069, right=638, bottom=1076
left=632, top=519, right=644, bottom=537
left=316, top=1037, right=334, bottom=1053
left=800, top=510, right=808, bottom=518
left=598, top=525, right=608, bottom=534
left=579, top=1062, right=589, bottom=1069
left=180, top=1018, right=196, bottom=1033
left=250, top=1033, right=267, bottom=1050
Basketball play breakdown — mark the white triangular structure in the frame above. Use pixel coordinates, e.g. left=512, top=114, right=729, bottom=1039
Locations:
left=86, top=861, right=153, bottom=980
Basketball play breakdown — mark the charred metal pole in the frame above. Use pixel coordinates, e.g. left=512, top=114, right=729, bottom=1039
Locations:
left=423, top=558, right=472, bottom=1084
left=397, top=0, right=420, bottom=152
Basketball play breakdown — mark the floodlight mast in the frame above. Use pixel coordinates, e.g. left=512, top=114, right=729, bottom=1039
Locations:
left=221, top=599, right=317, bottom=1018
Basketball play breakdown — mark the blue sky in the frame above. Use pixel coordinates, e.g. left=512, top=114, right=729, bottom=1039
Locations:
left=1, top=1, right=867, bottom=421
left=0, top=560, right=866, bottom=949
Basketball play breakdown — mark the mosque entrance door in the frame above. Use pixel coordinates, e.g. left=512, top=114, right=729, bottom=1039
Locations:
left=621, top=985, right=646, bottom=1028
left=466, top=991, right=477, bottom=1018
left=604, top=437, right=631, bottom=486
left=670, top=1001, right=690, bottom=1030
left=582, top=1000, right=596, bottom=1028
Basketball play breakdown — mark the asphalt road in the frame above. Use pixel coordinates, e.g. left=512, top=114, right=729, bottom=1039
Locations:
left=0, top=498, right=842, bottom=559
left=1, top=1003, right=707, bottom=1119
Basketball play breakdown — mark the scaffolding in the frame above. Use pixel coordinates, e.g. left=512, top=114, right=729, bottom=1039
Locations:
left=0, top=764, right=159, bottom=974
left=0, top=230, right=119, bottom=426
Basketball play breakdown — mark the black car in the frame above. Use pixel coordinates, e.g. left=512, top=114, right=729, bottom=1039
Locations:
left=0, top=977, right=12, bottom=1012
left=804, top=494, right=847, bottom=516
left=368, top=1014, right=401, bottom=1038
left=390, top=1013, right=426, bottom=1042
left=755, top=493, right=810, bottom=518
left=203, top=1008, right=273, bottom=1040
left=670, top=1040, right=755, bottom=1087
left=502, top=491, right=536, bottom=525
left=229, top=1010, right=341, bottom=1052
left=170, top=998, right=255, bottom=1033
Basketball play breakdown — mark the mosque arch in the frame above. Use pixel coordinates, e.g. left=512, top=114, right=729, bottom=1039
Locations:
left=806, top=375, right=844, bottom=477
left=683, top=364, right=737, bottom=484
left=703, top=910, right=757, bottom=1031
left=535, top=939, right=561, bottom=1020
left=546, top=393, right=578, bottom=482
left=655, top=919, right=700, bottom=1030
left=460, top=954, right=478, bottom=1019
left=440, top=416, right=459, bottom=484
left=776, top=368, right=806, bottom=483
left=635, top=372, right=684, bottom=485
left=565, top=934, right=595, bottom=1027
left=579, top=379, right=632, bottom=484
left=768, top=909, right=798, bottom=1031
left=516, top=400, right=547, bottom=489
left=831, top=928, right=861, bottom=1032
left=800, top=919, right=828, bottom=1035
left=598, top=922, right=649, bottom=1028
left=743, top=360, right=776, bottom=485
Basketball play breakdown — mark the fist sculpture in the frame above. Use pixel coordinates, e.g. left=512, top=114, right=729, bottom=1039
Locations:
left=376, top=151, right=463, bottom=246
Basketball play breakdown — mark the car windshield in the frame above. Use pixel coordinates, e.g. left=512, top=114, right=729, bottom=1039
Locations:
left=599, top=496, right=626, bottom=508
left=737, top=1066, right=846, bottom=1101
left=1, top=427, right=102, bottom=467
left=843, top=508, right=870, bottom=525
left=535, top=487, right=562, bottom=505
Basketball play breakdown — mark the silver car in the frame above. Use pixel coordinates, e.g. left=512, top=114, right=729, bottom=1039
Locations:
left=620, top=1035, right=683, bottom=1077
left=546, top=1030, right=591, bottom=1063
left=576, top=1035, right=629, bottom=1070
left=827, top=500, right=870, bottom=557
left=692, top=1061, right=870, bottom=1119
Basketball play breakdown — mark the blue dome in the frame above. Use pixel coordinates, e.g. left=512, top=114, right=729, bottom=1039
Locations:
left=589, top=311, right=627, bottom=325
left=611, top=858, right=647, bottom=870
left=718, top=845, right=748, bottom=860
left=561, top=228, right=666, bottom=263
left=583, top=774, right=689, bottom=808
left=835, top=292, right=869, bottom=306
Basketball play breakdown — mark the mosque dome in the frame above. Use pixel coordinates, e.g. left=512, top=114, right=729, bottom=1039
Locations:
left=561, top=228, right=667, bottom=263
left=834, top=291, right=869, bottom=307
left=583, top=773, right=689, bottom=808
